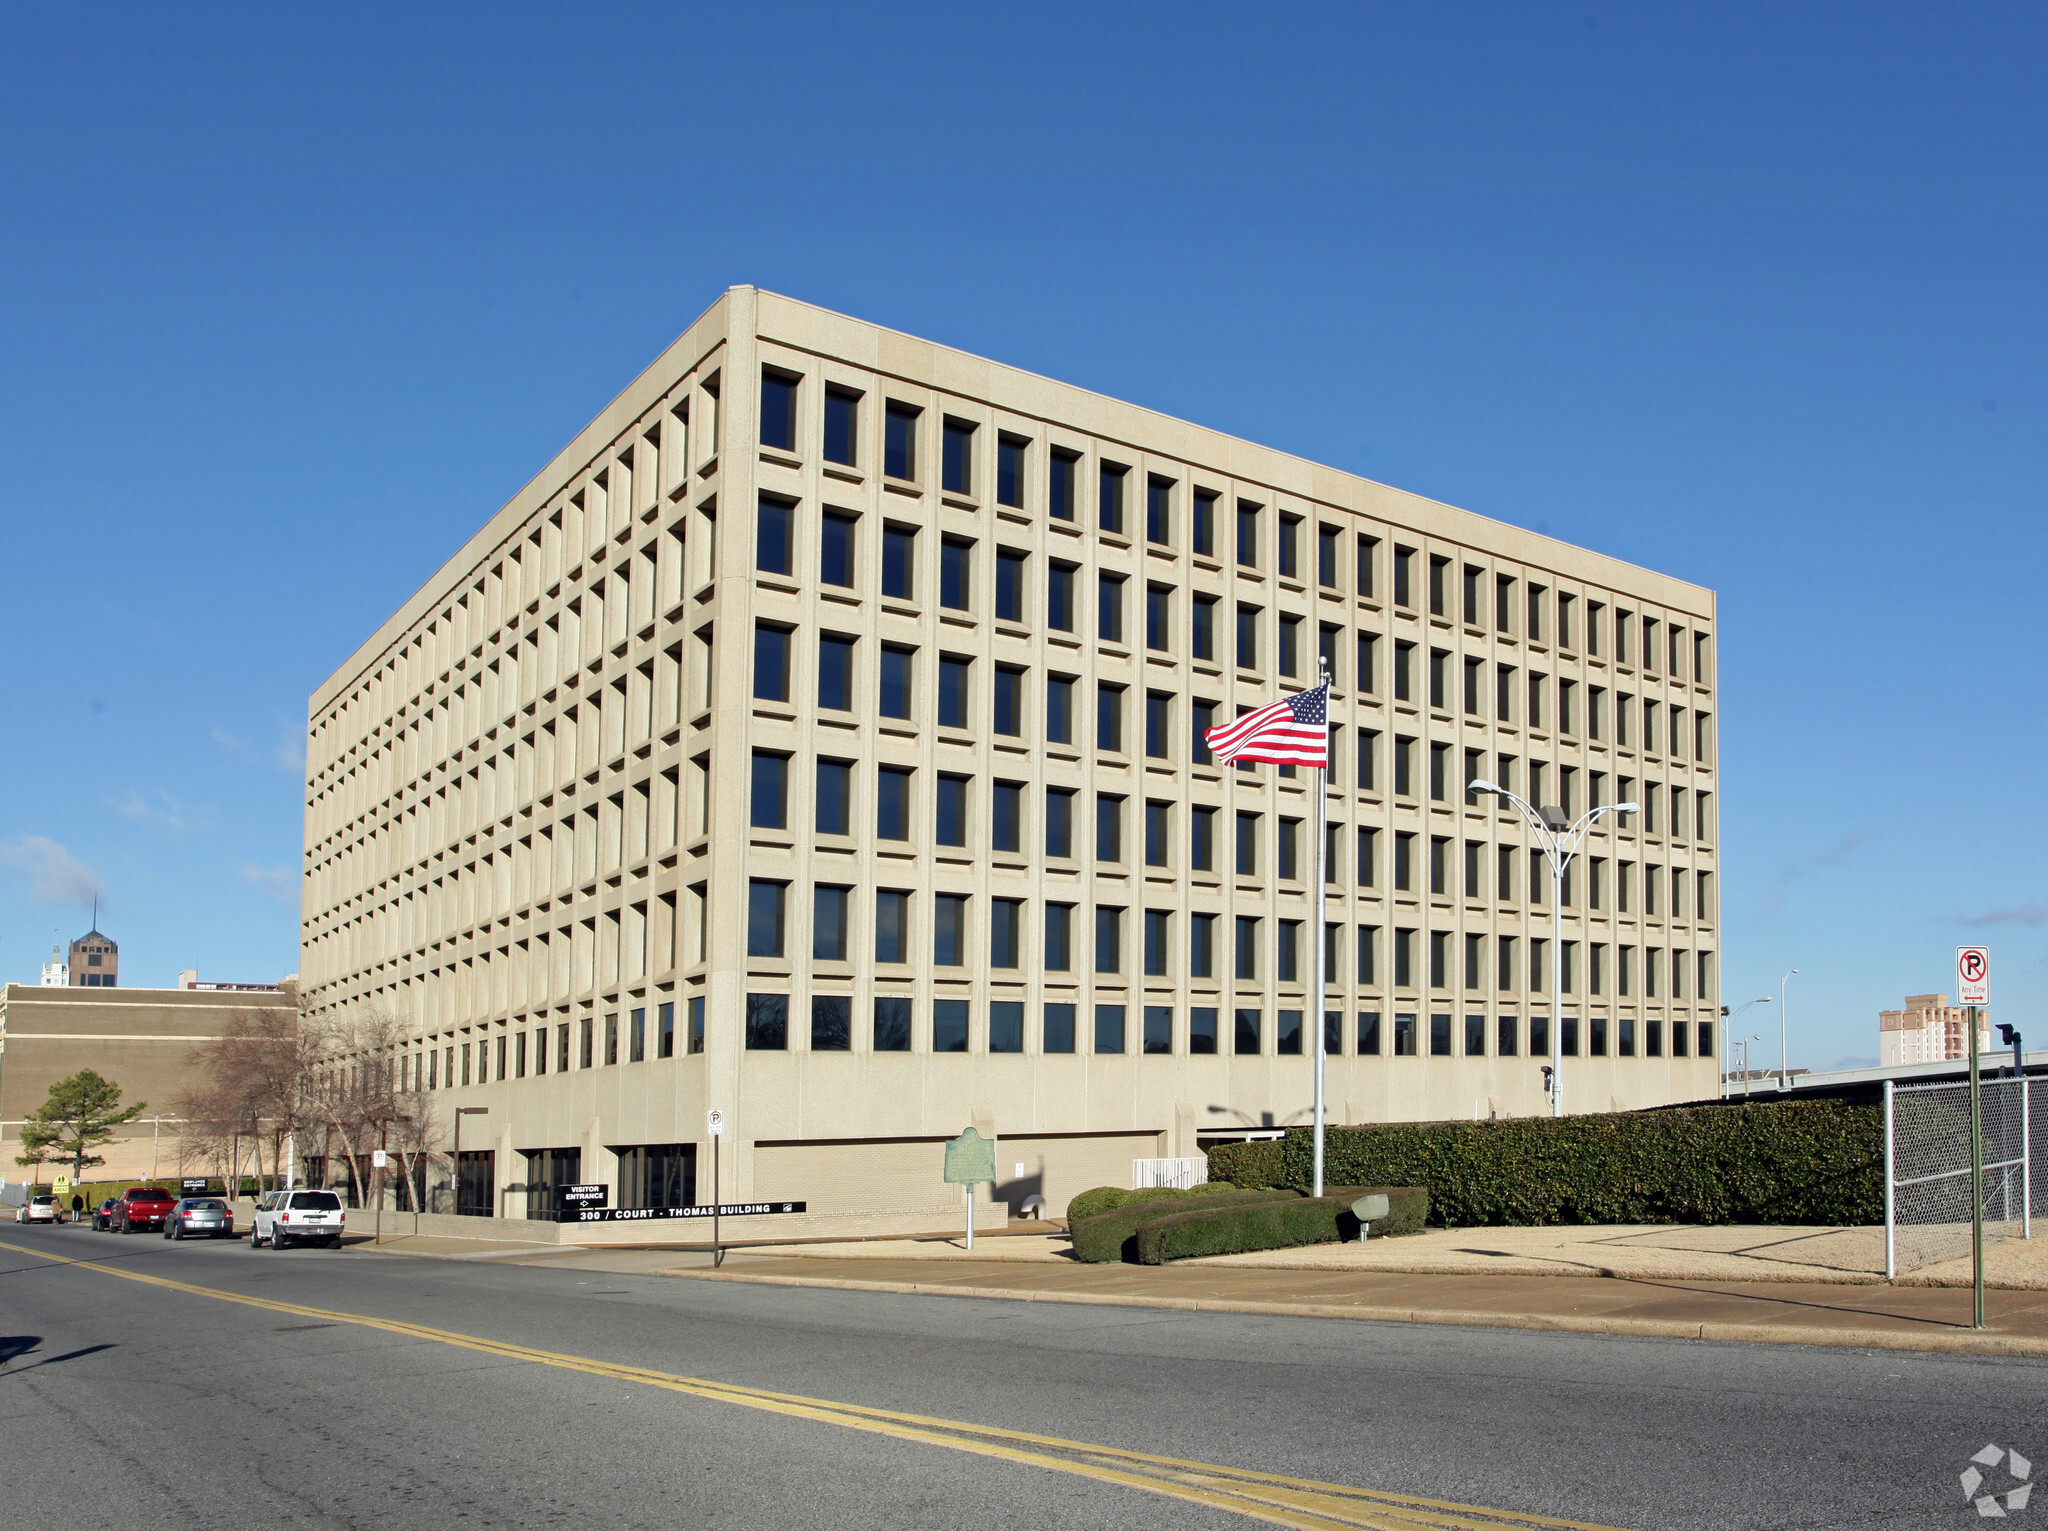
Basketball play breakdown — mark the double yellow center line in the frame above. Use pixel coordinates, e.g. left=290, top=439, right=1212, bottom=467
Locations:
left=0, top=1238, right=1630, bottom=1531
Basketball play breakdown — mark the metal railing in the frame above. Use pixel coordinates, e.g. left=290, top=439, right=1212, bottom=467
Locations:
left=1132, top=1157, right=1209, bottom=1191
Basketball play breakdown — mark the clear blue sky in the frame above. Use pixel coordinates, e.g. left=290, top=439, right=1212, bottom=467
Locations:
left=4, top=4, right=2043, bottom=1070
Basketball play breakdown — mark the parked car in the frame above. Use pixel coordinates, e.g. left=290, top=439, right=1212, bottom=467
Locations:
left=13, top=1195, right=60, bottom=1224
left=110, top=1186, right=178, bottom=1234
left=252, top=1189, right=346, bottom=1250
left=91, top=1197, right=121, bottom=1231
left=163, top=1197, right=235, bottom=1241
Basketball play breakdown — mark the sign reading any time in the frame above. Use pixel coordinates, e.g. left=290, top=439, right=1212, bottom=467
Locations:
left=707, top=1108, right=725, bottom=1137
left=571, top=1201, right=806, bottom=1224
left=1958, top=946, right=1990, bottom=1007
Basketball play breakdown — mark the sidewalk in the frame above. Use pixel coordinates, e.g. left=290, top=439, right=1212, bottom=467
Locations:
left=662, top=1252, right=2048, bottom=1357
left=335, top=1222, right=2048, bottom=1355
left=744, top=1221, right=2048, bottom=1290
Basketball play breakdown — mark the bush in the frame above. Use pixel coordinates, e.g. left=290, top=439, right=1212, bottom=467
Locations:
left=1065, top=1182, right=1235, bottom=1225
left=1069, top=1188, right=1302, bottom=1263
left=1204, top=1140, right=1286, bottom=1189
left=1326, top=1184, right=1430, bottom=1238
left=1131, top=1198, right=1347, bottom=1264
left=1268, top=1101, right=1881, bottom=1227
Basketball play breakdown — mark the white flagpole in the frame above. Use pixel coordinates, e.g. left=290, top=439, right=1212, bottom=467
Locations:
left=1312, top=663, right=1329, bottom=1200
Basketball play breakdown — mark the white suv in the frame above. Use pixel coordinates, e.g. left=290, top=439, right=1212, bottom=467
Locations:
left=252, top=1189, right=346, bottom=1250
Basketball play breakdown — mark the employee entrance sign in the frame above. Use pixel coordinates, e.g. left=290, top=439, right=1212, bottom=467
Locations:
left=1958, top=947, right=1990, bottom=1006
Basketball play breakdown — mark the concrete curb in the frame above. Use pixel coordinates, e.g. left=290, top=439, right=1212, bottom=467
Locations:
left=661, top=1267, right=2048, bottom=1358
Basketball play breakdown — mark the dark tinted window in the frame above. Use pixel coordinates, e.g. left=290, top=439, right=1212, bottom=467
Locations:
left=760, top=372, right=796, bottom=452
left=823, top=388, right=858, bottom=465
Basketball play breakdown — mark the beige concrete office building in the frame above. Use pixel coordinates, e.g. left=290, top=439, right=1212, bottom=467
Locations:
left=300, top=287, right=1721, bottom=1235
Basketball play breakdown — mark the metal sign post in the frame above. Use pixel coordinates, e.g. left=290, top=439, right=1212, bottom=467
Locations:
left=1970, top=1006, right=1985, bottom=1329
left=707, top=1108, right=724, bottom=1267
left=1959, top=946, right=1989, bottom=1329
left=944, top=1128, right=996, bottom=1251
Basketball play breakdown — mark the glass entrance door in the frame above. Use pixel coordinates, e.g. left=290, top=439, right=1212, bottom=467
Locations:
left=522, top=1147, right=581, bottom=1220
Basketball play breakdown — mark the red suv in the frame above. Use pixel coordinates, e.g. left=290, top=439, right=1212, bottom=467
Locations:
left=111, top=1187, right=177, bottom=1234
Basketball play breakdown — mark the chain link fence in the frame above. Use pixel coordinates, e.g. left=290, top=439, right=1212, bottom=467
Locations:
left=1886, top=1076, right=2037, bottom=1277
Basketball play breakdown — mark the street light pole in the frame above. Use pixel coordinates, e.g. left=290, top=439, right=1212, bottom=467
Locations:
left=1468, top=780, right=1638, bottom=1118
left=148, top=1114, right=184, bottom=1181
left=1720, top=998, right=1773, bottom=1098
left=1778, top=968, right=1799, bottom=1091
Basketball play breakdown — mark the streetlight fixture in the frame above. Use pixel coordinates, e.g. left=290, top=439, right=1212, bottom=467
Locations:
left=1719, top=998, right=1773, bottom=1098
left=1468, top=779, right=1637, bottom=1117
left=1741, top=1034, right=1764, bottom=1096
left=1779, top=968, right=1799, bottom=1092
left=147, top=1114, right=185, bottom=1182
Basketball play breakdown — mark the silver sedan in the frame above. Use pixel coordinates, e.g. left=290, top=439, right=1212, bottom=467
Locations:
left=163, top=1198, right=235, bottom=1240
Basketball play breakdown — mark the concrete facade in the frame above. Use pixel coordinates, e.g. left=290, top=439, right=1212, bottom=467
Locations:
left=300, top=287, right=1721, bottom=1235
left=1879, top=993, right=1992, bottom=1067
left=0, top=984, right=295, bottom=1180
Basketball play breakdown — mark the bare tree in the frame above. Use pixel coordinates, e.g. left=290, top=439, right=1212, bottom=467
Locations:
left=180, top=987, right=320, bottom=1193
left=306, top=1007, right=436, bottom=1211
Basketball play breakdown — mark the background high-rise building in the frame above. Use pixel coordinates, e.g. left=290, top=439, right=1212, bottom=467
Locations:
left=1879, top=993, right=1991, bottom=1066
left=300, top=287, right=1721, bottom=1233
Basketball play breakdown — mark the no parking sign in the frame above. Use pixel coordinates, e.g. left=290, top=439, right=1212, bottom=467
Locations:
left=1957, top=947, right=1989, bottom=1007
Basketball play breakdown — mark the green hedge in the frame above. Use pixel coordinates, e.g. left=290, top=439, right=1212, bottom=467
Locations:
left=1226, top=1101, right=1881, bottom=1227
left=1133, top=1199, right=1349, bottom=1263
left=1065, top=1182, right=1236, bottom=1224
left=1331, top=1184, right=1430, bottom=1239
left=1205, top=1141, right=1286, bottom=1189
left=1069, top=1189, right=1303, bottom=1263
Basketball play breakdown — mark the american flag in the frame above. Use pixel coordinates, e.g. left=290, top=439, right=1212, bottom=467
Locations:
left=1204, top=683, right=1329, bottom=768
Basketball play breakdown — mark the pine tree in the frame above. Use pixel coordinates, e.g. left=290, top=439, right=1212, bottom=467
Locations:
left=15, top=1070, right=146, bottom=1180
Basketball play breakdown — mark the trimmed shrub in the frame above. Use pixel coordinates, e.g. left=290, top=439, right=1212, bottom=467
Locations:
left=1270, top=1100, right=1880, bottom=1227
left=1065, top=1182, right=1235, bottom=1225
left=1132, top=1197, right=1351, bottom=1264
left=1069, top=1188, right=1303, bottom=1263
left=1205, top=1139, right=1285, bottom=1189
left=1326, top=1184, right=1430, bottom=1238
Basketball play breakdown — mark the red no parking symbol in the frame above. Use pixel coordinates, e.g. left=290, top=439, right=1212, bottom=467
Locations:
left=1957, top=946, right=1990, bottom=1004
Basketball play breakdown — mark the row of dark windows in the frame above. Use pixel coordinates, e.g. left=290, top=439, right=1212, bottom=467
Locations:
left=751, top=708, right=1715, bottom=843
left=748, top=549, right=1713, bottom=760
left=757, top=371, right=1710, bottom=684
left=420, top=995, right=1714, bottom=1070
left=735, top=997, right=1717, bottom=1061
left=414, top=1000, right=713, bottom=1089
left=745, top=880, right=1716, bottom=998
left=755, top=753, right=1715, bottom=907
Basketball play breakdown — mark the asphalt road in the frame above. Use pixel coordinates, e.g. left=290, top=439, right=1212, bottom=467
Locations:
left=2, top=1222, right=2043, bottom=1530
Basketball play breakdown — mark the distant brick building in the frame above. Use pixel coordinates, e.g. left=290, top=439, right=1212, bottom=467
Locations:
left=1879, top=993, right=1990, bottom=1066
left=68, top=928, right=118, bottom=988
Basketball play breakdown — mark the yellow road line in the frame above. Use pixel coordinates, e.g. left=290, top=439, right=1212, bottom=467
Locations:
left=0, top=1238, right=1632, bottom=1531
